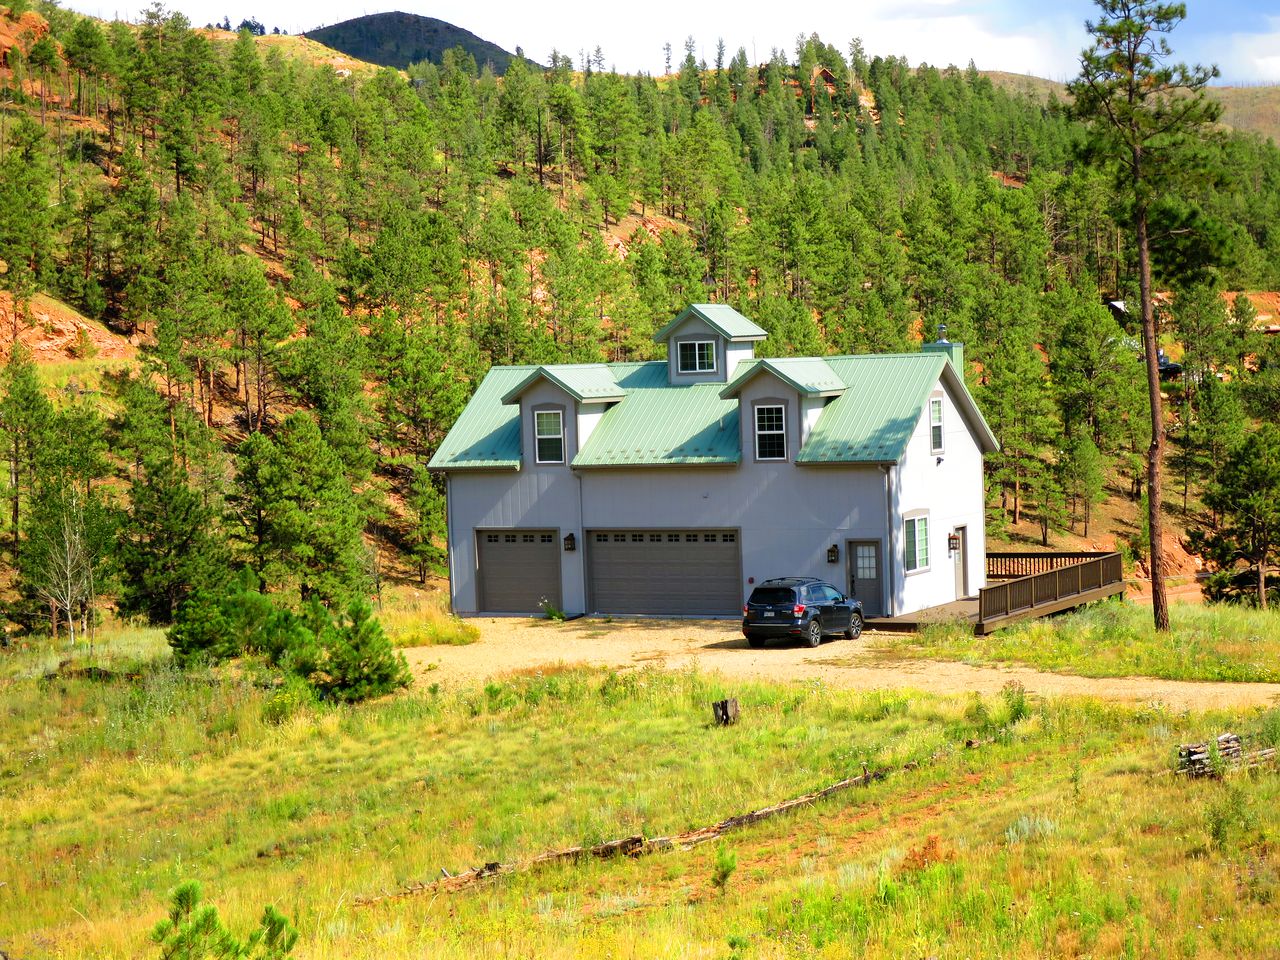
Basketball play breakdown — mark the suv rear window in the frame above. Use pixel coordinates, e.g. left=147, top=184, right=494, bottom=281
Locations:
left=748, top=587, right=796, bottom=605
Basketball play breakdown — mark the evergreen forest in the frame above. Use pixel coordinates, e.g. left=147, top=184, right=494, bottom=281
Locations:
left=2, top=0, right=1280, bottom=650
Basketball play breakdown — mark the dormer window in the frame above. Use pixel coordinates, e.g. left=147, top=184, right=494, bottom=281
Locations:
left=534, top=410, right=564, bottom=464
left=755, top=404, right=786, bottom=460
left=678, top=340, right=716, bottom=374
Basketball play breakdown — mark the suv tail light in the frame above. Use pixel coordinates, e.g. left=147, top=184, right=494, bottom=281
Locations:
left=792, top=604, right=806, bottom=616
left=742, top=604, right=748, bottom=615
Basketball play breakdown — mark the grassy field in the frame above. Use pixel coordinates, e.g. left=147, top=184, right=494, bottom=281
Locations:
left=876, top=600, right=1280, bottom=683
left=3, top=624, right=1280, bottom=958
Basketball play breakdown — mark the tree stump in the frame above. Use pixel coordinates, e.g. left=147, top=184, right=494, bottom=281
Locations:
left=712, top=698, right=739, bottom=726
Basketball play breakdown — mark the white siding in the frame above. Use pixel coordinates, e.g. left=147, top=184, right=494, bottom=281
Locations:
left=577, top=401, right=608, bottom=449
left=891, top=378, right=987, bottom=615
left=725, top=342, right=756, bottom=380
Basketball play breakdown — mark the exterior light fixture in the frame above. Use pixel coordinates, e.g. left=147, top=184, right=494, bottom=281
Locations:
left=947, top=532, right=961, bottom=555
left=826, top=544, right=839, bottom=564
left=563, top=532, right=576, bottom=552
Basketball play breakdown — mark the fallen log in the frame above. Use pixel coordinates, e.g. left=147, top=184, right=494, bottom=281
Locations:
left=356, top=766, right=887, bottom=905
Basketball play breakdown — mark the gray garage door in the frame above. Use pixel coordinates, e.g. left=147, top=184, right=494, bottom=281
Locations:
left=586, top=529, right=742, bottom=616
left=477, top=530, right=561, bottom=613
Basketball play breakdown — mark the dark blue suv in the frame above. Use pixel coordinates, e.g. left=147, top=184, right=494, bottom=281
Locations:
left=742, top=577, right=863, bottom=648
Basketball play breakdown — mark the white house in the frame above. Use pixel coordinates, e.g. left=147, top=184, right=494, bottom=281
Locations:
left=428, top=304, right=999, bottom=618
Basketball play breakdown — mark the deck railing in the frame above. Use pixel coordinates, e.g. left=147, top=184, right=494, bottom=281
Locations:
left=986, top=551, right=1107, bottom=580
left=979, top=552, right=1124, bottom=625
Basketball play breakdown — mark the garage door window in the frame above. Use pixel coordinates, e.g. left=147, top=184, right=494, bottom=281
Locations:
left=535, top=410, right=564, bottom=463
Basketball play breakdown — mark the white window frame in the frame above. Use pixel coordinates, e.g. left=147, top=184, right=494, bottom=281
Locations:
left=677, top=340, right=716, bottom=374
left=534, top=409, right=564, bottom=464
left=754, top=404, right=787, bottom=461
left=904, top=514, right=930, bottom=574
left=929, top=396, right=944, bottom=454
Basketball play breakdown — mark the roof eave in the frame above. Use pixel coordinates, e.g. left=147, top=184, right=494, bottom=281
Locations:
left=499, top=367, right=625, bottom=405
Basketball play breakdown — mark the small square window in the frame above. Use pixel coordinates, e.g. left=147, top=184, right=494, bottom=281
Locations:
left=677, top=340, right=716, bottom=374
left=486, top=534, right=499, bottom=543
left=685, top=533, right=698, bottom=542
left=595, top=533, right=608, bottom=543
left=724, top=533, right=736, bottom=543
left=504, top=534, right=517, bottom=543
left=631, top=533, right=644, bottom=542
left=704, top=533, right=718, bottom=542
left=522, top=534, right=535, bottom=543
left=540, top=534, right=553, bottom=543
left=667, top=533, right=680, bottom=542
left=649, top=534, right=662, bottom=542
left=614, top=534, right=626, bottom=542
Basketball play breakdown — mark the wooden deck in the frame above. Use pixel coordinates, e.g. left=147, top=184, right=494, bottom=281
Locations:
left=865, top=599, right=978, bottom=633
left=866, top=552, right=1125, bottom=635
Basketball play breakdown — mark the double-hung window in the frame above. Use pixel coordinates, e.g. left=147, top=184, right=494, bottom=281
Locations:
left=904, top=515, right=929, bottom=572
left=677, top=340, right=716, bottom=374
left=755, top=405, right=786, bottom=460
left=534, top=410, right=564, bottom=464
left=929, top=397, right=944, bottom=454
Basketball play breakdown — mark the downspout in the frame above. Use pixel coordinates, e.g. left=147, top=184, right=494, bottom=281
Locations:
left=881, top=464, right=895, bottom=617
left=444, top=472, right=456, bottom=614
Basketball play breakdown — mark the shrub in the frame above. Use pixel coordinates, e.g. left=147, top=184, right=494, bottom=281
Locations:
left=151, top=880, right=297, bottom=959
left=169, top=577, right=410, bottom=703
left=310, top=602, right=411, bottom=703
left=711, top=844, right=737, bottom=896
left=70, top=326, right=97, bottom=359
left=1001, top=680, right=1030, bottom=725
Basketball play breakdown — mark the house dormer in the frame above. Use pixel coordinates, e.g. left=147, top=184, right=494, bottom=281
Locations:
left=500, top=365, right=625, bottom=468
left=720, top=358, right=846, bottom=461
left=653, top=304, right=768, bottom=385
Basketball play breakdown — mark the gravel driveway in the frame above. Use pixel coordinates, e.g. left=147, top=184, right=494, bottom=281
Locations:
left=402, top=617, right=1280, bottom=712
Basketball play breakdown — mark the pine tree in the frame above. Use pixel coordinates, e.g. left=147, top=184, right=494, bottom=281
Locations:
left=1070, top=0, right=1221, bottom=631
left=1203, top=425, right=1280, bottom=609
left=231, top=413, right=368, bottom=605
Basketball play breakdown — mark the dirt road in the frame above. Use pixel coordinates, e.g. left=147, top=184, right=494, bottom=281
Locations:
left=403, top=617, right=1280, bottom=712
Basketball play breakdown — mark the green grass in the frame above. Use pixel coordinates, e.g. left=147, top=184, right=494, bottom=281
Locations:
left=3, top=630, right=1280, bottom=958
left=876, top=600, right=1280, bottom=683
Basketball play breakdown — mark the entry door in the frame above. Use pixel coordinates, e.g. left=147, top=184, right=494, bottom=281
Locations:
left=953, top=526, right=970, bottom=599
left=847, top=540, right=883, bottom=618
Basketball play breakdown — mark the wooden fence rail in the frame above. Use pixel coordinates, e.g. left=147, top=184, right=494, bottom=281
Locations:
left=978, top=552, right=1124, bottom=629
left=986, top=552, right=1107, bottom=580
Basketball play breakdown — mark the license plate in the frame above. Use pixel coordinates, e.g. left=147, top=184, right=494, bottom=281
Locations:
left=762, top=611, right=775, bottom=617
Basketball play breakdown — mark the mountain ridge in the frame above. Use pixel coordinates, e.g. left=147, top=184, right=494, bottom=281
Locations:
left=304, top=11, right=532, bottom=73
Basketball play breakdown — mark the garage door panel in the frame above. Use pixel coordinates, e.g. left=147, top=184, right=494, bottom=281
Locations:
left=587, top=530, right=740, bottom=616
left=477, top=530, right=560, bottom=613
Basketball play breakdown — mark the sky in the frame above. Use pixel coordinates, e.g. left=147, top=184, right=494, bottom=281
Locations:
left=58, top=0, right=1280, bottom=84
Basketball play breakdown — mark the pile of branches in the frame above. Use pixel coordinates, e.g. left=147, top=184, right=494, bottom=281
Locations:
left=1176, top=733, right=1277, bottom=778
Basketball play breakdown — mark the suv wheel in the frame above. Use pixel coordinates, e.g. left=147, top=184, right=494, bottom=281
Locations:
left=805, top=619, right=822, bottom=647
left=746, top=633, right=765, bottom=649
left=844, top=613, right=863, bottom=641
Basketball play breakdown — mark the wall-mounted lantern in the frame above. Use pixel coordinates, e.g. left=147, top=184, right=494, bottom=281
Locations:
left=826, top=544, right=840, bottom=564
left=563, top=532, right=577, bottom=552
left=947, top=532, right=961, bottom=555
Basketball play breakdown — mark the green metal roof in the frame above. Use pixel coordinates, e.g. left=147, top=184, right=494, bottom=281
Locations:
left=429, top=351, right=997, bottom=471
left=427, top=366, right=527, bottom=470
left=720, top=357, right=845, bottom=399
left=573, top=377, right=740, bottom=468
left=652, top=304, right=768, bottom=343
left=500, top=364, right=625, bottom=405
left=796, top=354, right=949, bottom=464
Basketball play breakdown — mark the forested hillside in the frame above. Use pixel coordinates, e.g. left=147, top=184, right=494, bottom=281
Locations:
left=305, top=12, right=530, bottom=73
left=1, top=0, right=1279, bottom=635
